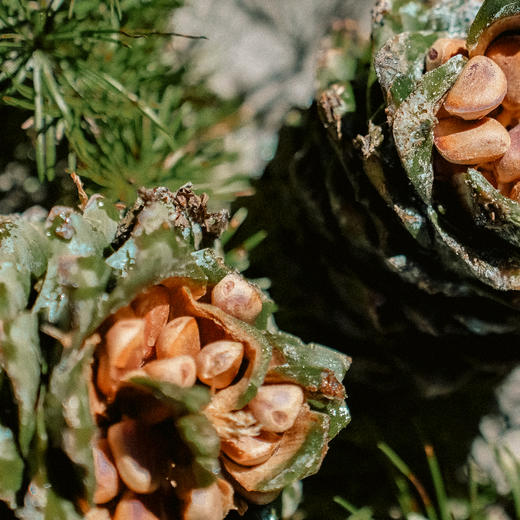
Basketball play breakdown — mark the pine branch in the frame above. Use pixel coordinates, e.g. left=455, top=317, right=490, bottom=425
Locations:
left=0, top=0, right=246, bottom=203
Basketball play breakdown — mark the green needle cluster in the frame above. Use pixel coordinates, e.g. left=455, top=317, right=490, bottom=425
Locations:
left=0, top=0, right=245, bottom=203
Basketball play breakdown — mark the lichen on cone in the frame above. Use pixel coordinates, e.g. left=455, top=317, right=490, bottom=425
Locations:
left=0, top=185, right=350, bottom=519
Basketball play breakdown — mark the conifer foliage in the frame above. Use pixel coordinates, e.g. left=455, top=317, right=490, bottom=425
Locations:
left=0, top=0, right=243, bottom=203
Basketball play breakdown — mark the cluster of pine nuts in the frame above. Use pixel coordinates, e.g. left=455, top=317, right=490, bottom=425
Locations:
left=429, top=36, right=520, bottom=200
left=87, top=273, right=308, bottom=520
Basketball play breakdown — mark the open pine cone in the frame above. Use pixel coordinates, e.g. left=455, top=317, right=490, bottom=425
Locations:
left=0, top=186, right=349, bottom=519
left=234, top=0, right=520, bottom=371
left=227, top=1, right=520, bottom=504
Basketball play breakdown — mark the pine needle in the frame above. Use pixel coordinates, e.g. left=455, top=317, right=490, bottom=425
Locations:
left=0, top=0, right=244, bottom=203
left=378, top=442, right=439, bottom=520
left=425, top=445, right=450, bottom=520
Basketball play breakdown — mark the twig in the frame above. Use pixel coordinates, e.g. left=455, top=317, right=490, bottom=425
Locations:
left=69, top=171, right=89, bottom=211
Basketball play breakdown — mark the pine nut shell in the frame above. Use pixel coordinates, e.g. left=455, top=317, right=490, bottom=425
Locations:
left=132, top=286, right=170, bottom=348
left=487, top=35, right=520, bottom=111
left=107, top=420, right=160, bottom=495
left=155, top=316, right=200, bottom=359
left=494, top=124, right=520, bottom=183
left=211, top=274, right=263, bottom=324
left=222, top=404, right=329, bottom=493
left=93, top=438, right=120, bottom=504
left=443, top=56, right=506, bottom=119
left=434, top=117, right=510, bottom=165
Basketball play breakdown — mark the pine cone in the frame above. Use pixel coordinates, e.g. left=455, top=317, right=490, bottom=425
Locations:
left=229, top=0, right=520, bottom=504
left=234, top=0, right=520, bottom=379
left=0, top=186, right=349, bottom=519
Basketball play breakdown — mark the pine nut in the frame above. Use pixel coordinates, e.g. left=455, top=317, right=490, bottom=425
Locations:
left=211, top=274, right=262, bottom=324
left=144, top=356, right=197, bottom=387
left=107, top=419, right=159, bottom=494
left=494, top=124, right=520, bottom=183
left=93, top=438, right=120, bottom=504
left=248, top=384, right=304, bottom=433
left=426, top=38, right=467, bottom=71
left=132, top=286, right=170, bottom=348
left=487, top=35, right=520, bottom=111
left=96, top=350, right=115, bottom=398
left=434, top=117, right=510, bottom=164
left=155, top=316, right=200, bottom=359
left=105, top=319, right=147, bottom=370
left=196, top=340, right=244, bottom=389
left=444, top=56, right=507, bottom=120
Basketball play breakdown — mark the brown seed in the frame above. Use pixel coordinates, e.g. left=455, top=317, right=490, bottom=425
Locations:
left=113, top=492, right=159, bottom=520
left=434, top=117, right=510, bottom=165
left=132, top=286, right=170, bottom=348
left=444, top=56, right=507, bottom=120
left=93, top=439, right=120, bottom=504
left=105, top=319, right=147, bottom=370
left=155, top=316, right=200, bottom=359
left=248, top=384, right=304, bottom=433
left=96, top=349, right=115, bottom=398
left=494, top=124, right=520, bottom=183
left=182, top=482, right=225, bottom=520
left=221, top=431, right=280, bottom=466
left=107, top=419, right=160, bottom=494
left=196, top=340, right=244, bottom=389
left=487, top=35, right=520, bottom=111
left=426, top=38, right=467, bottom=71
left=144, top=356, right=197, bottom=387
left=211, top=274, right=262, bottom=324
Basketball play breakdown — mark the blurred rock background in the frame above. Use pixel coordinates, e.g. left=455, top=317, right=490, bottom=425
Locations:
left=171, top=0, right=371, bottom=178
